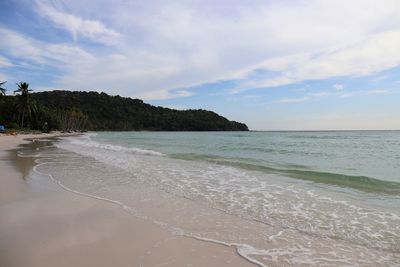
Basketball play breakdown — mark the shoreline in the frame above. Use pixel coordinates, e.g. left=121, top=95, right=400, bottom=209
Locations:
left=0, top=131, right=82, bottom=150
left=0, top=133, right=255, bottom=267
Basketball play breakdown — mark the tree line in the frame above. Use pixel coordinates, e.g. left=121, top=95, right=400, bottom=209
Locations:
left=0, top=82, right=88, bottom=132
left=0, top=82, right=249, bottom=132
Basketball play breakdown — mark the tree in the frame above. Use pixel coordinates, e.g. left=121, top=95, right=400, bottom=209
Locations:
left=1, top=90, right=248, bottom=131
left=0, top=81, right=6, bottom=98
left=14, top=82, right=34, bottom=128
left=57, top=107, right=88, bottom=131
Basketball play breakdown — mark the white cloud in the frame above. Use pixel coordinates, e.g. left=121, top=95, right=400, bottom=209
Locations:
left=339, top=89, right=390, bottom=98
left=353, top=89, right=390, bottom=96
left=370, top=75, right=389, bottom=82
left=0, top=28, right=45, bottom=64
left=0, top=27, right=93, bottom=66
left=232, top=30, right=400, bottom=93
left=0, top=56, right=13, bottom=67
left=277, top=97, right=310, bottom=104
left=333, top=84, right=344, bottom=91
left=35, top=1, right=120, bottom=45
left=3, top=0, right=400, bottom=100
left=277, top=88, right=390, bottom=103
left=137, top=89, right=194, bottom=100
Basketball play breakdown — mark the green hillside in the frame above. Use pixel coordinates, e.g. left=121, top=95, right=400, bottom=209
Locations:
left=0, top=90, right=248, bottom=131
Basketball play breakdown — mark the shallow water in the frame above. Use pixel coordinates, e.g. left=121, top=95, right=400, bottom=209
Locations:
left=23, top=131, right=400, bottom=266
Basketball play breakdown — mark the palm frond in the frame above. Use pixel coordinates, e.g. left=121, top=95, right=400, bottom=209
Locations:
left=0, top=81, right=6, bottom=95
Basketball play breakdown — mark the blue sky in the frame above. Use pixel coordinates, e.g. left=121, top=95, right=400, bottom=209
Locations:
left=0, top=0, right=399, bottom=130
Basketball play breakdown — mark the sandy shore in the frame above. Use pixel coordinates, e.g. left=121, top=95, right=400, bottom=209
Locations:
left=0, top=131, right=78, bottom=150
left=0, top=134, right=255, bottom=267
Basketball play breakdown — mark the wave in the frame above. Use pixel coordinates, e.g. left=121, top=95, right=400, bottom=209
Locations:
left=32, top=159, right=266, bottom=267
left=59, top=136, right=164, bottom=157
left=61, top=135, right=400, bottom=194
left=171, top=153, right=400, bottom=194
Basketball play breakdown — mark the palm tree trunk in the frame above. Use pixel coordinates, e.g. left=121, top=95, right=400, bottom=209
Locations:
left=21, top=111, right=25, bottom=129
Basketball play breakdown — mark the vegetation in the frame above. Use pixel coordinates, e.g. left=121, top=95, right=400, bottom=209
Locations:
left=0, top=81, right=6, bottom=105
left=0, top=81, right=6, bottom=97
left=0, top=88, right=248, bottom=132
left=14, top=82, right=35, bottom=128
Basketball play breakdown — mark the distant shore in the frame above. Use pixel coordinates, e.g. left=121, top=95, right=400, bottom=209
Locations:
left=0, top=133, right=254, bottom=267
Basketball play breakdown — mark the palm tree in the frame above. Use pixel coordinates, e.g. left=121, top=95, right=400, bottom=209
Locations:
left=14, top=82, right=34, bottom=128
left=0, top=81, right=6, bottom=97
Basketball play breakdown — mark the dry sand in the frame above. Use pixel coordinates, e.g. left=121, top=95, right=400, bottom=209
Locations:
left=0, top=133, right=255, bottom=267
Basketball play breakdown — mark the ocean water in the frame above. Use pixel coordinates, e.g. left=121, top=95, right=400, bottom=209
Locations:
left=26, top=131, right=400, bottom=266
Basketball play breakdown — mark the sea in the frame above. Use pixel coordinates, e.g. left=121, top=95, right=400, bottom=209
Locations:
left=24, top=131, right=400, bottom=266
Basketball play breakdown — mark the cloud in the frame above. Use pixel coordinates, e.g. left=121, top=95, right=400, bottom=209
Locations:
left=0, top=28, right=45, bottom=64
left=277, top=97, right=310, bottom=104
left=333, top=84, right=344, bottom=91
left=2, top=0, right=400, bottom=100
left=232, top=30, right=400, bottom=93
left=339, top=89, right=390, bottom=98
left=0, top=27, right=93, bottom=66
left=0, top=56, right=13, bottom=67
left=370, top=75, right=389, bottom=82
left=137, top=89, right=194, bottom=100
left=277, top=88, right=390, bottom=103
left=35, top=0, right=120, bottom=45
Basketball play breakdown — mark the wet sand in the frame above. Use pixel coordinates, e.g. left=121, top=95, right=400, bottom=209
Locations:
left=0, top=134, right=255, bottom=267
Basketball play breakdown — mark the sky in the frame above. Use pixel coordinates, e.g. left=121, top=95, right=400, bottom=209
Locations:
left=0, top=0, right=399, bottom=130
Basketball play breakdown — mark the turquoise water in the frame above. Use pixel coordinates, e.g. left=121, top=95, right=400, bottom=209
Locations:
left=29, top=131, right=400, bottom=266
left=93, top=131, right=400, bottom=193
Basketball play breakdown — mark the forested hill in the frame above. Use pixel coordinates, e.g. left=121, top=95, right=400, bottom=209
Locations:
left=28, top=91, right=248, bottom=131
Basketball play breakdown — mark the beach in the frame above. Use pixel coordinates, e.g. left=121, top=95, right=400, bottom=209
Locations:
left=2, top=1, right=399, bottom=265
left=1, top=131, right=399, bottom=266
left=0, top=134, right=254, bottom=267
